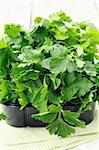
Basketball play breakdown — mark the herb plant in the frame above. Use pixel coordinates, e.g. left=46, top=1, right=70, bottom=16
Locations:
left=0, top=11, right=99, bottom=137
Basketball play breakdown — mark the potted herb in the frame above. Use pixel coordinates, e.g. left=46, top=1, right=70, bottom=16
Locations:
left=0, top=11, right=99, bottom=138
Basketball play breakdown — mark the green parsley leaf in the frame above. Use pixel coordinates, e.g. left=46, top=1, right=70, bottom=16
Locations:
left=76, top=59, right=85, bottom=68
left=47, top=90, right=61, bottom=104
left=32, top=81, right=48, bottom=112
left=76, top=77, right=93, bottom=96
left=0, top=80, right=9, bottom=100
left=32, top=112, right=57, bottom=124
left=4, top=24, right=22, bottom=38
left=0, top=40, right=7, bottom=49
left=18, top=46, right=42, bottom=64
left=0, top=113, right=6, bottom=121
left=63, top=110, right=85, bottom=128
left=49, top=74, right=61, bottom=90
left=61, top=84, right=78, bottom=101
left=18, top=92, right=29, bottom=110
left=47, top=117, right=75, bottom=138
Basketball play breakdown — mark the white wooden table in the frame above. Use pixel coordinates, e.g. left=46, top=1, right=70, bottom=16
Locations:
left=70, top=138, right=99, bottom=150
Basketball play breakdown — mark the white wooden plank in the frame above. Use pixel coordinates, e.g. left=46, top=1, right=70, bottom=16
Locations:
left=31, top=0, right=99, bottom=27
left=71, top=138, right=99, bottom=150
left=0, top=2, right=31, bottom=35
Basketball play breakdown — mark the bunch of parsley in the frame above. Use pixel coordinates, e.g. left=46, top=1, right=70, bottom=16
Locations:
left=0, top=11, right=99, bottom=137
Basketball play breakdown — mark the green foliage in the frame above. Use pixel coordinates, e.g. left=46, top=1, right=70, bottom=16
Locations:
left=32, top=104, right=85, bottom=137
left=63, top=111, right=85, bottom=128
left=0, top=11, right=99, bottom=138
left=61, top=76, right=93, bottom=101
left=0, top=41, right=10, bottom=76
left=18, top=46, right=42, bottom=64
left=32, top=112, right=57, bottom=124
left=0, top=79, right=9, bottom=100
left=47, top=118, right=75, bottom=138
left=0, top=113, right=6, bottom=121
left=4, top=24, right=22, bottom=38
left=18, top=92, right=29, bottom=110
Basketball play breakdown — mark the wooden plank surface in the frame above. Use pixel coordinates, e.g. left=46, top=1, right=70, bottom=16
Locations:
left=31, top=0, right=99, bottom=27
left=0, top=2, right=31, bottom=35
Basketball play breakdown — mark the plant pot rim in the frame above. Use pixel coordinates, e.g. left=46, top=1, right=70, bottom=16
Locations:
left=2, top=101, right=95, bottom=109
left=2, top=101, right=83, bottom=107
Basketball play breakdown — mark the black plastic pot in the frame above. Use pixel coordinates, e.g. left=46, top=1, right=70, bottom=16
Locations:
left=2, top=103, right=47, bottom=127
left=2, top=102, right=95, bottom=127
left=63, top=102, right=95, bottom=125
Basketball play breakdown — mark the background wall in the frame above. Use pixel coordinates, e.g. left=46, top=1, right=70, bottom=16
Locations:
left=0, top=0, right=99, bottom=34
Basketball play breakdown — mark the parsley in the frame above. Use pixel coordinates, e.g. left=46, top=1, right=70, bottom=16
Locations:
left=32, top=104, right=85, bottom=138
left=4, top=24, right=22, bottom=38
left=0, top=113, right=6, bottom=121
left=0, top=11, right=99, bottom=137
